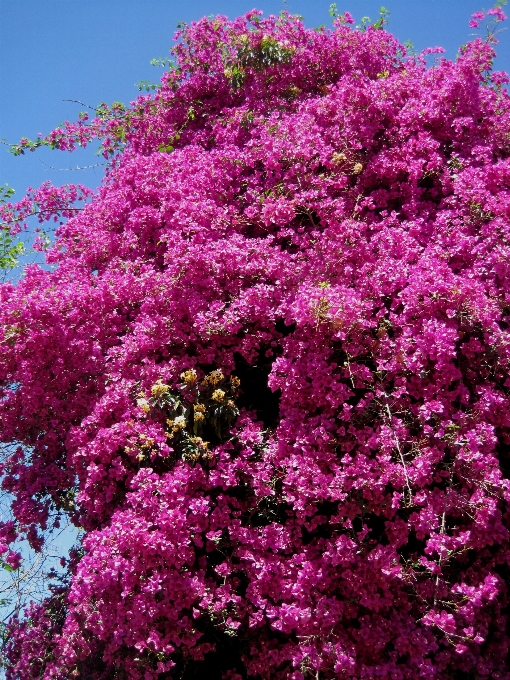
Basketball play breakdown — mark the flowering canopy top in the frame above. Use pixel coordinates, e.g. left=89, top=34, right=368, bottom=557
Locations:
left=2, top=7, right=510, bottom=679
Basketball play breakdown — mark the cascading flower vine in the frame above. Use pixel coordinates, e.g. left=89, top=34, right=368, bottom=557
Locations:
left=2, top=5, right=510, bottom=679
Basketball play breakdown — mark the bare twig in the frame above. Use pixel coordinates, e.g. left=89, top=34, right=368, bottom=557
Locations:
left=383, top=395, right=413, bottom=503
left=62, top=99, right=99, bottom=111
left=39, top=160, right=105, bottom=172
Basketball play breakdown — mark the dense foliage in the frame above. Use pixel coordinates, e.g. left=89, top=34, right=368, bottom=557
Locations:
left=2, top=6, right=510, bottom=678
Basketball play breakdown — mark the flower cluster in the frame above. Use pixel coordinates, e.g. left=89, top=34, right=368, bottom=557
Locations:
left=2, top=7, right=510, bottom=679
left=469, top=6, right=508, bottom=29
left=0, top=181, right=93, bottom=235
left=135, top=369, right=240, bottom=465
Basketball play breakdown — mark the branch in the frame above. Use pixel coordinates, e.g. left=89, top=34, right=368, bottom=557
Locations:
left=39, top=160, right=105, bottom=172
left=62, top=99, right=99, bottom=111
left=383, top=395, right=413, bottom=504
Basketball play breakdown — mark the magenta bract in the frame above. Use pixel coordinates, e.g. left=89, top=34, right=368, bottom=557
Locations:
left=2, top=9, right=510, bottom=679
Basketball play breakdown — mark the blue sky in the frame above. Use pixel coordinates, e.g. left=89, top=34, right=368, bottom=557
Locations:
left=1, top=0, right=510, bottom=199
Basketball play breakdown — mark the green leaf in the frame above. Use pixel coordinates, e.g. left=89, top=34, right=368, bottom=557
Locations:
left=404, top=40, right=416, bottom=55
left=0, top=185, right=15, bottom=204
left=150, top=57, right=174, bottom=68
left=0, top=229, right=25, bottom=273
left=135, top=80, right=161, bottom=92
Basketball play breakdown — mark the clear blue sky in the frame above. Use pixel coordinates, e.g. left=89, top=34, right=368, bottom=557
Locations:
left=1, top=0, right=509, bottom=198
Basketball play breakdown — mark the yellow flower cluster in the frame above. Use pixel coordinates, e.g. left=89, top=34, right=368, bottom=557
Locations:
left=203, top=369, right=224, bottom=386
left=136, top=397, right=150, bottom=414
left=180, top=368, right=198, bottom=385
left=136, top=434, right=156, bottom=461
left=194, top=403, right=206, bottom=422
left=166, top=415, right=187, bottom=436
left=151, top=380, right=170, bottom=399
left=331, top=151, right=347, bottom=165
left=135, top=368, right=241, bottom=464
left=331, top=152, right=362, bottom=175
left=183, top=436, right=212, bottom=463
left=191, top=436, right=209, bottom=450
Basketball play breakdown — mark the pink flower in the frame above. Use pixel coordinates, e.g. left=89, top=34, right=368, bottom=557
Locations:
left=5, top=551, right=22, bottom=570
left=3, top=7, right=510, bottom=680
left=487, top=7, right=507, bottom=21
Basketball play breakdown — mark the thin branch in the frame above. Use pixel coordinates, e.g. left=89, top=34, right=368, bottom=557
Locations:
left=383, top=395, right=413, bottom=503
left=62, top=99, right=98, bottom=111
left=433, top=463, right=455, bottom=609
left=3, top=207, right=85, bottom=225
left=39, top=160, right=105, bottom=172
left=433, top=508, right=447, bottom=609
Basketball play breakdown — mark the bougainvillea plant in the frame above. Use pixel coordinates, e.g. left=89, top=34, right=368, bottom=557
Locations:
left=1, top=5, right=510, bottom=678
